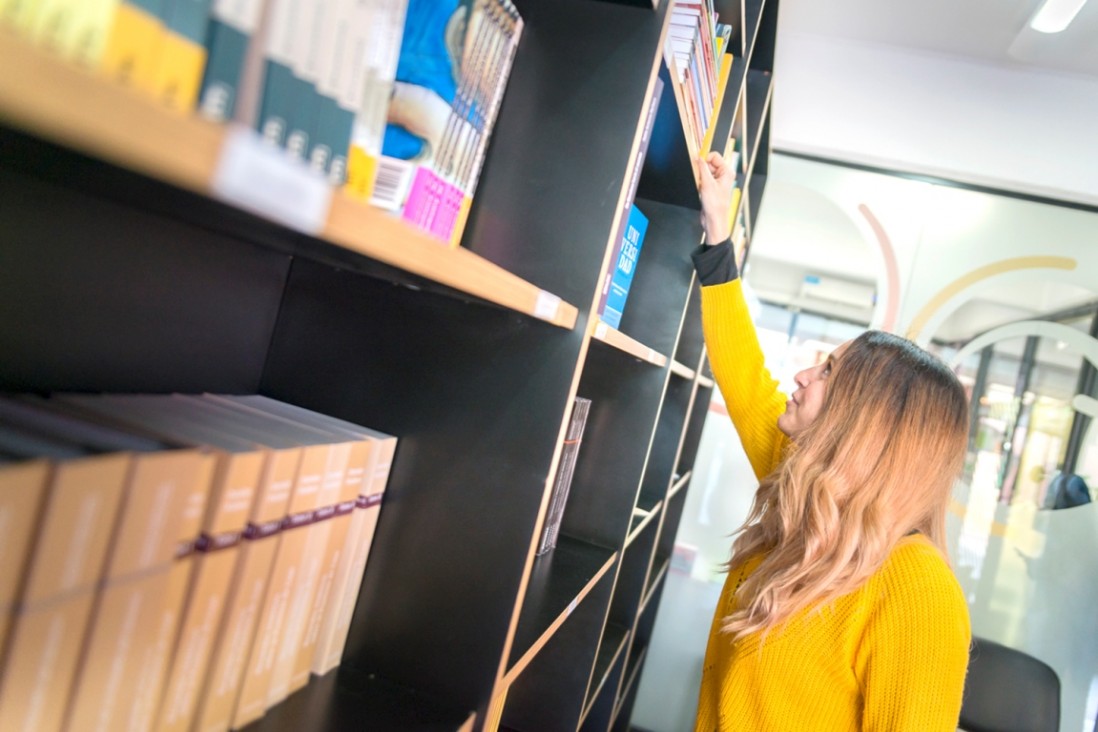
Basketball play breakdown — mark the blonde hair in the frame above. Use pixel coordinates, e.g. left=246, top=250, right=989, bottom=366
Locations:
left=722, top=331, right=969, bottom=639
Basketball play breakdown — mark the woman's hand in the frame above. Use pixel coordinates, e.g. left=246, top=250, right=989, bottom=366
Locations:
left=696, top=151, right=737, bottom=245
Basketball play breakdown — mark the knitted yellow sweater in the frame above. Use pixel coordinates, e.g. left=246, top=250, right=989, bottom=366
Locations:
left=694, top=279, right=971, bottom=732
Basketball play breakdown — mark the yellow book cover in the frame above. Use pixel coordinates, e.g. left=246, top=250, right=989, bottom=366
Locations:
left=154, top=28, right=206, bottom=112
left=101, top=1, right=166, bottom=92
left=344, top=145, right=379, bottom=201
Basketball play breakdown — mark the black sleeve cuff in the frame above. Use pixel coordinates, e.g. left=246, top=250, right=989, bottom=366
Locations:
left=691, top=238, right=739, bottom=286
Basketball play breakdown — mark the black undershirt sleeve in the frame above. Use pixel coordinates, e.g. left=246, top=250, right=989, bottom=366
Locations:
left=690, top=238, right=738, bottom=287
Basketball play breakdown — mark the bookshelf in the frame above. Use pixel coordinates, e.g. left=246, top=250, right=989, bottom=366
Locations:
left=0, top=0, right=776, bottom=730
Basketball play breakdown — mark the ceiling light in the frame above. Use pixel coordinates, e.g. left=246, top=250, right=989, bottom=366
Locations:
left=1028, top=0, right=1088, bottom=33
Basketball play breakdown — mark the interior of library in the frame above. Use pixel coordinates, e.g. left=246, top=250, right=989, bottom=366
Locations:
left=0, top=0, right=1095, bottom=731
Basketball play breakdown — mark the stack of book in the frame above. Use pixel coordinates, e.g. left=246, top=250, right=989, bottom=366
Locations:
left=663, top=0, right=733, bottom=156
left=368, top=0, right=524, bottom=247
left=0, top=0, right=525, bottom=207
left=0, top=393, right=396, bottom=732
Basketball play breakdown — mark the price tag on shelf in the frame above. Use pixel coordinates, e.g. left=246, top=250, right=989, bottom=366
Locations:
left=533, top=290, right=561, bottom=322
left=648, top=348, right=656, bottom=363
left=566, top=597, right=579, bottom=618
left=212, top=125, right=332, bottom=235
left=594, top=322, right=608, bottom=340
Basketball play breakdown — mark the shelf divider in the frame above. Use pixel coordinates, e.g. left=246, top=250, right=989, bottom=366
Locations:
left=504, top=536, right=617, bottom=685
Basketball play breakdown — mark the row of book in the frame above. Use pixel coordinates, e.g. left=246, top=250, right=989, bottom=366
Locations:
left=663, top=0, right=733, bottom=156
left=0, top=393, right=396, bottom=732
left=0, top=0, right=524, bottom=247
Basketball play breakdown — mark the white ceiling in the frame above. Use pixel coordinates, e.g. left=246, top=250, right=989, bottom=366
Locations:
left=778, top=0, right=1098, bottom=79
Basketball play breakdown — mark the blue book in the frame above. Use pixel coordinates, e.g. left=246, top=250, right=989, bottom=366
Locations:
left=601, top=205, right=648, bottom=329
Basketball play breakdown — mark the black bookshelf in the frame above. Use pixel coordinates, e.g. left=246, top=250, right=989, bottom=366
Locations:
left=0, top=0, right=776, bottom=728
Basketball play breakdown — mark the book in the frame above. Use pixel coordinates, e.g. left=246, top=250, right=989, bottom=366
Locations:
left=344, top=0, right=409, bottom=201
left=203, top=394, right=396, bottom=677
left=0, top=459, right=50, bottom=663
left=49, top=394, right=262, bottom=732
left=101, top=0, right=168, bottom=92
left=153, top=0, right=213, bottom=111
left=373, top=0, right=523, bottom=246
left=196, top=0, right=266, bottom=122
left=600, top=204, right=648, bottom=330
left=537, top=396, right=592, bottom=555
left=0, top=396, right=207, bottom=732
left=0, top=428, right=130, bottom=732
left=597, top=75, right=662, bottom=324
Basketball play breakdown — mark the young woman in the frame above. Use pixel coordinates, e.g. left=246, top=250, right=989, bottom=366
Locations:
left=690, top=152, right=971, bottom=731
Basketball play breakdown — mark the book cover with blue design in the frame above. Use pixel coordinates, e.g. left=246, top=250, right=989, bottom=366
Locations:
left=601, top=204, right=648, bottom=330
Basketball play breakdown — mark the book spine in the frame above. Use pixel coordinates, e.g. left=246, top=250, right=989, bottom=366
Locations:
left=0, top=455, right=130, bottom=732
left=190, top=447, right=297, bottom=732
left=255, top=0, right=297, bottom=148
left=0, top=460, right=50, bottom=662
left=228, top=445, right=324, bottom=729
left=537, top=397, right=592, bottom=555
left=197, top=0, right=266, bottom=122
left=282, top=443, right=350, bottom=695
left=100, top=0, right=167, bottom=93
left=154, top=0, right=213, bottom=111
left=62, top=450, right=203, bottom=732
left=153, top=451, right=261, bottom=732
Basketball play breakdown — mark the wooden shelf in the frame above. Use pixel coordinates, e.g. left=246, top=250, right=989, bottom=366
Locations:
left=641, top=557, right=671, bottom=614
left=625, top=502, right=662, bottom=549
left=0, top=30, right=578, bottom=331
left=504, top=536, right=617, bottom=685
left=590, top=318, right=669, bottom=368
left=240, top=667, right=475, bottom=732
left=612, top=645, right=648, bottom=725
left=668, top=470, right=692, bottom=499
left=669, top=360, right=695, bottom=380
left=581, top=623, right=630, bottom=723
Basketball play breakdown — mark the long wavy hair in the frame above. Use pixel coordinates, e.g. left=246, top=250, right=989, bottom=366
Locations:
left=722, top=330, right=969, bottom=639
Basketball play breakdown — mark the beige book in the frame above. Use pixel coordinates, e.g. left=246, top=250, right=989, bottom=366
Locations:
left=125, top=453, right=215, bottom=732
left=63, top=448, right=205, bottom=732
left=299, top=439, right=369, bottom=681
left=0, top=459, right=51, bottom=659
left=264, top=441, right=349, bottom=706
left=190, top=445, right=298, bottom=732
left=0, top=453, right=130, bottom=732
left=230, top=442, right=328, bottom=729
left=154, top=450, right=261, bottom=732
left=208, top=394, right=396, bottom=675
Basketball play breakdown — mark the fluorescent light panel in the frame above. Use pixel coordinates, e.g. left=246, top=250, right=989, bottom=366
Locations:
left=1029, top=0, right=1088, bottom=33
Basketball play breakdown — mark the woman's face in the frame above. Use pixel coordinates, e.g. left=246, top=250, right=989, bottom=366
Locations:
left=778, top=341, right=851, bottom=438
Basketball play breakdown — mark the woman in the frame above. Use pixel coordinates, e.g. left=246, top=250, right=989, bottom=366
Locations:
left=690, top=152, right=971, bottom=731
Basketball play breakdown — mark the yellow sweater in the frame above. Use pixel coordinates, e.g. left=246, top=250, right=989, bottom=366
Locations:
left=694, top=279, right=971, bottom=732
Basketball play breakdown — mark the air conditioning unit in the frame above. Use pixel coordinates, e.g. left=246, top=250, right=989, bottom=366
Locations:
left=798, top=274, right=876, bottom=310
